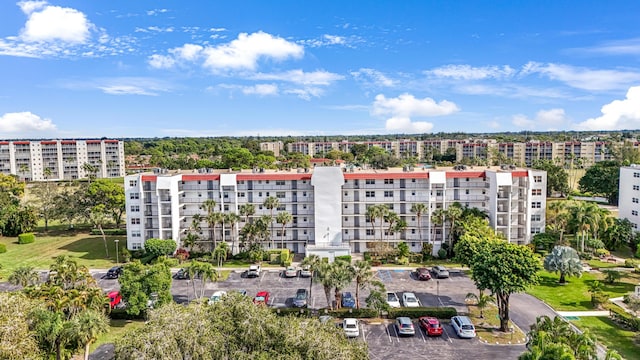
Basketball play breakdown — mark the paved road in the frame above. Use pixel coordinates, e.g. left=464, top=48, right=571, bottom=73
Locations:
left=509, top=293, right=557, bottom=332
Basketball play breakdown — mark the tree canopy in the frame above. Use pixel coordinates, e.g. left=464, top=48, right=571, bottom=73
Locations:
left=578, top=160, right=620, bottom=204
left=543, top=246, right=583, bottom=284
left=118, top=260, right=173, bottom=316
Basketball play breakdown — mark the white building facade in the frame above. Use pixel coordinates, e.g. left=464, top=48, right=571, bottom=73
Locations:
left=124, top=166, right=546, bottom=258
left=0, top=139, right=125, bottom=181
left=619, top=166, right=640, bottom=230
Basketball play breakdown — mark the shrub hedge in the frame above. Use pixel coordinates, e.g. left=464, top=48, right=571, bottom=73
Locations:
left=18, top=233, right=35, bottom=244
left=109, top=308, right=146, bottom=320
left=271, top=306, right=458, bottom=320
left=606, top=303, right=640, bottom=331
left=388, top=307, right=457, bottom=319
left=90, top=228, right=127, bottom=235
left=335, top=255, right=352, bottom=263
left=0, top=243, right=6, bottom=253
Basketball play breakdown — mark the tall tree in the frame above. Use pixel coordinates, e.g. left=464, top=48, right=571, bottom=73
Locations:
left=543, top=246, right=583, bottom=284
left=578, top=160, right=620, bottom=205
left=445, top=202, right=464, bottom=255
left=263, top=196, right=280, bottom=248
left=410, top=203, right=428, bottom=244
left=201, top=199, right=217, bottom=250
left=86, top=179, right=126, bottom=227
left=0, top=292, right=42, bottom=360
left=532, top=159, right=570, bottom=197
left=351, top=260, right=374, bottom=310
left=72, top=309, right=109, bottom=360
left=118, top=260, right=173, bottom=316
left=331, top=260, right=355, bottom=309
left=224, top=212, right=240, bottom=254
left=470, top=241, right=541, bottom=332
left=89, top=204, right=110, bottom=258
left=275, top=211, right=292, bottom=249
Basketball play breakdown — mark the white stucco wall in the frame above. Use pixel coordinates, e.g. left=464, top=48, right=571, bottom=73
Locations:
left=311, top=167, right=344, bottom=246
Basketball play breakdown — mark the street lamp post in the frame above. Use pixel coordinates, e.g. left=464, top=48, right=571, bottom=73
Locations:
left=115, top=239, right=119, bottom=264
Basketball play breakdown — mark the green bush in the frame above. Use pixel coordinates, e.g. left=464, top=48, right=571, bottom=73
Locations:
left=335, top=255, right=352, bottom=263
left=437, top=248, right=447, bottom=259
left=109, top=308, right=146, bottom=320
left=624, top=259, right=639, bottom=268
left=421, top=243, right=433, bottom=259
left=269, top=253, right=280, bottom=264
left=0, top=243, right=6, bottom=253
left=363, top=252, right=371, bottom=261
left=280, top=249, right=290, bottom=265
left=636, top=247, right=640, bottom=259
left=326, top=308, right=379, bottom=318
left=90, top=228, right=127, bottom=236
left=144, top=238, right=177, bottom=258
left=595, top=248, right=610, bottom=258
left=591, top=291, right=609, bottom=308
left=389, top=307, right=457, bottom=319
left=17, top=233, right=35, bottom=244
left=606, top=303, right=640, bottom=331
left=409, top=253, right=423, bottom=264
left=397, top=256, right=409, bottom=265
left=272, top=308, right=313, bottom=317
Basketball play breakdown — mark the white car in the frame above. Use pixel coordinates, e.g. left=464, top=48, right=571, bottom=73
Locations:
left=386, top=292, right=401, bottom=308
left=208, top=291, right=227, bottom=305
left=247, top=265, right=261, bottom=278
left=342, top=318, right=360, bottom=338
left=402, top=292, right=420, bottom=308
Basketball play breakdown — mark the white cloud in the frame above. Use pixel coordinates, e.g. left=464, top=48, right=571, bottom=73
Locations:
left=427, top=65, right=516, bottom=80
left=284, top=87, right=324, bottom=100
left=576, top=86, right=640, bottom=130
left=148, top=54, right=175, bottom=69
left=372, top=93, right=459, bottom=133
left=571, top=37, right=640, bottom=56
left=146, top=8, right=168, bottom=16
left=0, top=111, right=56, bottom=133
left=250, top=69, right=343, bottom=85
left=148, top=44, right=203, bottom=69
left=20, top=2, right=92, bottom=43
left=18, top=1, right=47, bottom=14
left=202, top=31, right=303, bottom=71
left=512, top=108, right=568, bottom=130
left=522, top=62, right=640, bottom=91
left=242, top=84, right=279, bottom=96
left=351, top=68, right=396, bottom=87
left=210, top=27, right=226, bottom=32
left=300, top=34, right=355, bottom=47
left=61, top=77, right=172, bottom=96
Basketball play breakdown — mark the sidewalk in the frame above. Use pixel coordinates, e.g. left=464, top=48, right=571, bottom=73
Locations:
left=557, top=310, right=610, bottom=317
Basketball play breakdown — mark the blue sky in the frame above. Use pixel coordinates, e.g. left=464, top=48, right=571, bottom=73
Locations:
left=1, top=1, right=640, bottom=139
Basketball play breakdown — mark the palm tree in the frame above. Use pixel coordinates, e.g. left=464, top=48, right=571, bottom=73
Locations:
left=569, top=202, right=599, bottom=252
left=315, top=261, right=336, bottom=309
left=275, top=211, right=293, bottom=249
left=465, top=291, right=494, bottom=318
left=9, top=265, right=40, bottom=287
left=332, top=260, right=354, bottom=309
left=18, top=163, right=29, bottom=182
left=73, top=309, right=109, bottom=360
left=384, top=211, right=400, bottom=242
left=431, top=208, right=446, bottom=246
left=445, top=203, right=464, bottom=255
left=263, top=196, right=280, bottom=248
left=209, top=212, right=224, bottom=250
left=375, top=205, right=390, bottom=243
left=225, top=212, right=241, bottom=254
left=201, top=199, right=217, bottom=250
left=365, top=205, right=380, bottom=242
left=301, top=255, right=322, bottom=308
left=213, top=242, right=229, bottom=272
left=239, top=203, right=255, bottom=224
left=604, top=350, right=623, bottom=360
left=351, top=260, right=374, bottom=309
left=410, top=203, right=428, bottom=244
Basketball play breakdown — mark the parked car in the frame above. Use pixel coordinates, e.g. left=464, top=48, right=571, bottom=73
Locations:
left=236, top=289, right=248, bottom=296
left=431, top=265, right=450, bottom=279
left=284, top=266, right=298, bottom=278
left=293, top=288, right=308, bottom=308
left=451, top=315, right=476, bottom=338
left=247, top=265, right=262, bottom=278
left=173, top=268, right=190, bottom=280
left=107, top=291, right=122, bottom=309
left=395, top=317, right=416, bottom=336
left=300, top=265, right=312, bottom=277
left=419, top=316, right=443, bottom=336
left=386, top=292, right=401, bottom=308
left=341, top=291, right=356, bottom=308
left=105, top=266, right=123, bottom=279
left=253, top=291, right=270, bottom=305
left=415, top=267, right=431, bottom=281
left=402, top=292, right=420, bottom=307
left=342, top=318, right=360, bottom=338
left=208, top=291, right=227, bottom=305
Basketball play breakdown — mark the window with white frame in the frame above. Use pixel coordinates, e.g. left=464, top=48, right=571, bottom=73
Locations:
left=277, top=205, right=285, bottom=211
left=366, top=179, right=375, bottom=185
left=131, top=230, right=141, bottom=237
left=384, top=191, right=393, bottom=197
left=366, top=229, right=374, bottom=236
left=384, top=179, right=394, bottom=184
left=532, top=202, right=542, bottom=208
left=635, top=172, right=640, bottom=178
left=238, top=192, right=245, bottom=197
left=366, top=191, right=375, bottom=198
left=532, top=189, right=542, bottom=196
left=131, top=218, right=140, bottom=224
left=129, top=180, right=137, bottom=187
left=534, top=176, right=542, bottom=183
left=130, top=205, right=140, bottom=212
left=131, top=243, right=142, bottom=250
left=531, top=214, right=541, bottom=222
left=531, top=227, right=541, bottom=234
left=632, top=210, right=638, bottom=216
left=130, top=192, right=139, bottom=200
left=276, top=192, right=285, bottom=199
left=634, top=198, right=639, bottom=203
left=276, top=180, right=285, bottom=186
left=634, top=185, right=640, bottom=191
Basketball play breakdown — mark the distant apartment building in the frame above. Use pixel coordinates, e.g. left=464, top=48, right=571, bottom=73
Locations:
left=619, top=165, right=640, bottom=230
left=259, top=141, right=283, bottom=157
left=0, top=139, right=125, bottom=181
left=124, top=166, right=546, bottom=259
left=270, top=139, right=615, bottom=166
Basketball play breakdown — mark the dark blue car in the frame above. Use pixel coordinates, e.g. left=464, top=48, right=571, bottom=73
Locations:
left=341, top=292, right=356, bottom=308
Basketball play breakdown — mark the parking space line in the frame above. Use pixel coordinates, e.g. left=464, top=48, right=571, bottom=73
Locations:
left=384, top=324, right=392, bottom=343
left=390, top=323, right=400, bottom=343
left=442, top=325, right=453, bottom=343
left=418, top=323, right=426, bottom=343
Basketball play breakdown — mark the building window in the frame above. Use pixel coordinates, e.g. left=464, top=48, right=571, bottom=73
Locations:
left=303, top=204, right=307, bottom=209
left=635, top=172, right=640, bottom=178
left=532, top=202, right=542, bottom=208
left=634, top=185, right=640, bottom=191
left=130, top=193, right=139, bottom=200
left=531, top=227, right=541, bottom=234
left=238, top=192, right=245, bottom=197
left=258, top=192, right=262, bottom=197
left=130, top=205, right=140, bottom=212
left=276, top=180, right=285, bottom=186
left=366, top=229, right=374, bottom=236
left=384, top=179, right=394, bottom=184
left=634, top=223, right=638, bottom=229
left=131, top=218, right=140, bottom=225
left=366, top=191, right=375, bottom=198
left=532, top=189, right=542, bottom=196
left=531, top=214, right=541, bottom=222
left=634, top=198, right=639, bottom=204
left=131, top=243, right=142, bottom=250
left=465, top=189, right=469, bottom=195
left=384, top=191, right=393, bottom=197
left=534, top=176, right=542, bottom=183
left=131, top=231, right=141, bottom=237
left=344, top=204, right=348, bottom=209
left=412, top=191, right=416, bottom=196
left=276, top=192, right=285, bottom=199
left=277, top=205, right=285, bottom=211
left=303, top=192, right=307, bottom=197
left=129, top=180, right=137, bottom=187
left=366, top=179, right=375, bottom=185
left=411, top=229, right=416, bottom=234
left=224, top=205, right=230, bottom=211
left=632, top=210, right=638, bottom=216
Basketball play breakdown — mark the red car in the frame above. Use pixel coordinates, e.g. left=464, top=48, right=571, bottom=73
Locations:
left=419, top=316, right=443, bottom=336
left=253, top=291, right=270, bottom=305
left=107, top=291, right=122, bottom=309
left=416, top=268, right=432, bottom=281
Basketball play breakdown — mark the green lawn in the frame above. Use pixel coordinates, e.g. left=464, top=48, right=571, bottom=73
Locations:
left=586, top=259, right=624, bottom=269
left=571, top=317, right=639, bottom=360
left=90, top=319, right=145, bottom=352
left=527, top=271, right=638, bottom=311
left=0, top=232, right=124, bottom=278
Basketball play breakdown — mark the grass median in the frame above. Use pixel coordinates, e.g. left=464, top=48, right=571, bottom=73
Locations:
left=571, top=317, right=639, bottom=360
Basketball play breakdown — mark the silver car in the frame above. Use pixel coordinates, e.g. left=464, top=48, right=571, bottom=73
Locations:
left=395, top=317, right=415, bottom=336
left=431, top=265, right=450, bottom=279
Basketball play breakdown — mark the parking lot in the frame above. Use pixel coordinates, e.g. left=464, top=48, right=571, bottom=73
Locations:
left=92, top=267, right=528, bottom=359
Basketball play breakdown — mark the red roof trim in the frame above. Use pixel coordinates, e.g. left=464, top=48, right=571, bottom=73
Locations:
left=445, top=171, right=485, bottom=178
left=344, top=173, right=429, bottom=180
left=141, top=175, right=157, bottom=182
left=0, top=141, right=8, bottom=145
left=512, top=171, right=529, bottom=177
left=60, top=141, right=76, bottom=145
left=236, top=174, right=312, bottom=181
left=13, top=141, right=30, bottom=145
left=104, top=140, right=120, bottom=143
left=86, top=140, right=101, bottom=144
left=40, top=141, right=57, bottom=145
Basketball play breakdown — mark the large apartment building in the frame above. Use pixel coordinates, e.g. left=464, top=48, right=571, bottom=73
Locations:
left=619, top=165, right=640, bottom=231
left=125, top=166, right=546, bottom=259
left=273, top=139, right=617, bottom=167
left=0, top=139, right=125, bottom=181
